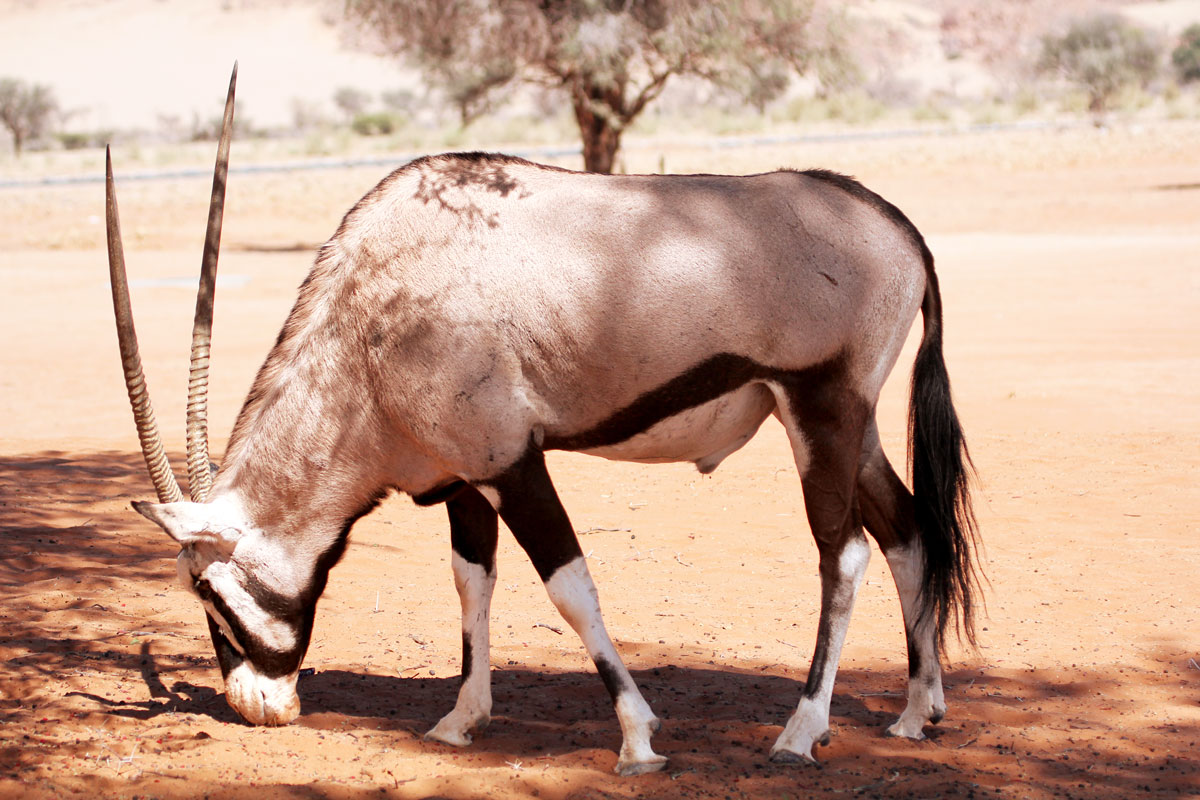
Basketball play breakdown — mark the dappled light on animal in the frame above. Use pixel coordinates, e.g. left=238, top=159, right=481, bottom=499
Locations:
left=105, top=65, right=979, bottom=775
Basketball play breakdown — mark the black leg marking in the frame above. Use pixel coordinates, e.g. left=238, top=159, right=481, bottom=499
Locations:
left=595, top=656, right=625, bottom=701
left=413, top=480, right=468, bottom=507
left=769, top=365, right=873, bottom=761
left=483, top=448, right=582, bottom=581
left=448, top=484, right=499, bottom=575
left=486, top=448, right=665, bottom=773
left=427, top=486, right=500, bottom=747
left=461, top=633, right=474, bottom=684
left=447, top=485, right=498, bottom=687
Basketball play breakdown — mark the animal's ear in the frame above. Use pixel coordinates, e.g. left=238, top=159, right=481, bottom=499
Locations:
left=132, top=500, right=243, bottom=547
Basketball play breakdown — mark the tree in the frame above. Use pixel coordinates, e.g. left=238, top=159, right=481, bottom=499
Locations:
left=1172, top=23, right=1200, bottom=84
left=344, top=0, right=852, bottom=173
left=1037, top=14, right=1160, bottom=113
left=0, top=78, right=58, bottom=156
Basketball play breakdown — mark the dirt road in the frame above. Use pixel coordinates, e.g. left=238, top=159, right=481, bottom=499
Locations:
left=2, top=122, right=1197, bottom=798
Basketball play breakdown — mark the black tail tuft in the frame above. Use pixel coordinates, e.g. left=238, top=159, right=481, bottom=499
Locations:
left=908, top=261, right=982, bottom=655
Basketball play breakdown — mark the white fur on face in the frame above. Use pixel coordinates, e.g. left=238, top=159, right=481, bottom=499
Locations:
left=176, top=543, right=299, bottom=656
left=205, top=560, right=298, bottom=653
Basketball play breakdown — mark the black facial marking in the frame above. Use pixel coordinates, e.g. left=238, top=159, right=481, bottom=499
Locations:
left=197, top=491, right=390, bottom=682
left=483, top=448, right=582, bottom=582
left=205, top=613, right=243, bottom=680
left=447, top=485, right=499, bottom=575
left=594, top=656, right=626, bottom=701
left=202, top=581, right=303, bottom=678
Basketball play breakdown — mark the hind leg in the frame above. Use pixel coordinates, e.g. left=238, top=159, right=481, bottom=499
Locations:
left=858, top=419, right=946, bottom=738
left=426, top=486, right=499, bottom=746
left=768, top=379, right=871, bottom=763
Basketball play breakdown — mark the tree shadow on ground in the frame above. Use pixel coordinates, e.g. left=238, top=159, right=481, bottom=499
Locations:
left=2, top=450, right=1197, bottom=800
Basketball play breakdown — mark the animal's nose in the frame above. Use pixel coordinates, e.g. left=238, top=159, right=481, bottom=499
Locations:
left=224, top=662, right=300, bottom=726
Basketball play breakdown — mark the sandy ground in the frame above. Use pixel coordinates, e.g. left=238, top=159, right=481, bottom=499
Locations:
left=1, top=122, right=1199, bottom=799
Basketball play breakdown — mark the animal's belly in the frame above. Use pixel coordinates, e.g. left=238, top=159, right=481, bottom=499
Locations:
left=579, top=383, right=776, bottom=473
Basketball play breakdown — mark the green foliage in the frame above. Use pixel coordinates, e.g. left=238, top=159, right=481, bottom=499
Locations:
left=782, top=90, right=884, bottom=125
left=55, top=130, right=113, bottom=150
left=1173, top=23, right=1200, bottom=83
left=1037, top=14, right=1161, bottom=113
left=343, top=0, right=858, bottom=172
left=350, top=111, right=403, bottom=135
left=0, top=77, right=58, bottom=155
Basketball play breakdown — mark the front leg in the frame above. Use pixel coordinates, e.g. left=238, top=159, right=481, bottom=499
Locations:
left=426, top=486, right=498, bottom=746
left=488, top=449, right=667, bottom=776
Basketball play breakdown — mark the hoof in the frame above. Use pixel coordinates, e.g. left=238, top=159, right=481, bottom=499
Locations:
left=929, top=709, right=945, bottom=725
left=424, top=727, right=472, bottom=747
left=769, top=747, right=819, bottom=766
left=425, top=712, right=490, bottom=747
left=616, top=754, right=668, bottom=777
left=885, top=720, right=926, bottom=741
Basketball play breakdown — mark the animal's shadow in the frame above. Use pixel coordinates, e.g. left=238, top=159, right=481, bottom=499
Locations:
left=102, top=647, right=937, bottom=761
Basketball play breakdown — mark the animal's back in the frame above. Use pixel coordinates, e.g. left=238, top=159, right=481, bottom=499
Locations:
left=308, top=154, right=929, bottom=474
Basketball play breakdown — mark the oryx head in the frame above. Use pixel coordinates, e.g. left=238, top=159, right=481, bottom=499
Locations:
left=106, top=64, right=306, bottom=726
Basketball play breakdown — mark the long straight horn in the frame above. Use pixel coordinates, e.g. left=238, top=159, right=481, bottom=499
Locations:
left=186, top=62, right=237, bottom=503
left=106, top=147, right=184, bottom=504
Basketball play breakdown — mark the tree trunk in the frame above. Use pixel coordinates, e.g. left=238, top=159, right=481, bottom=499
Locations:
left=569, top=80, right=625, bottom=174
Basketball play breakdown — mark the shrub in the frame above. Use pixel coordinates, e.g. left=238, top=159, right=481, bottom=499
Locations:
left=1173, top=23, right=1200, bottom=83
left=351, top=111, right=402, bottom=136
left=1037, top=14, right=1161, bottom=112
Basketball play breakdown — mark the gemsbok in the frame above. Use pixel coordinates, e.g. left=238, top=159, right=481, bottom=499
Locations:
left=107, top=66, right=979, bottom=775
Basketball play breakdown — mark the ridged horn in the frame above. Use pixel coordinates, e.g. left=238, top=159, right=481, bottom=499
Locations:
left=106, top=146, right=184, bottom=504
left=186, top=62, right=237, bottom=503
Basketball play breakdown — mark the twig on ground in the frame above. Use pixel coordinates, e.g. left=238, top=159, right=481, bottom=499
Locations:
left=579, top=527, right=630, bottom=535
left=534, top=623, right=564, bottom=635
